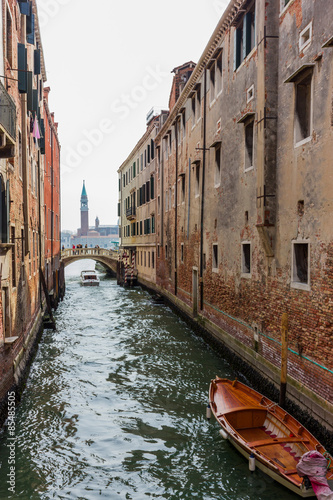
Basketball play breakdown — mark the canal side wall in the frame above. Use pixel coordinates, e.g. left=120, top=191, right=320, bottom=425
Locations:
left=0, top=310, right=43, bottom=428
left=137, top=275, right=333, bottom=451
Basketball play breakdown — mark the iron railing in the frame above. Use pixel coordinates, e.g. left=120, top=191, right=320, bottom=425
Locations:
left=0, top=80, right=16, bottom=140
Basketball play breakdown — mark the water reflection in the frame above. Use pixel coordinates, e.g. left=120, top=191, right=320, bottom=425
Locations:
left=0, top=260, right=296, bottom=499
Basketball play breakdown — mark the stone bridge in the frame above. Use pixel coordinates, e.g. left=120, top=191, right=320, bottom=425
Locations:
left=61, top=248, right=119, bottom=275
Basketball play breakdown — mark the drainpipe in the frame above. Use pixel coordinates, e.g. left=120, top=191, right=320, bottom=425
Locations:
left=199, top=66, right=207, bottom=310
left=160, top=143, right=164, bottom=249
left=37, top=151, right=42, bottom=307
left=174, top=120, right=178, bottom=295
left=51, top=126, right=54, bottom=292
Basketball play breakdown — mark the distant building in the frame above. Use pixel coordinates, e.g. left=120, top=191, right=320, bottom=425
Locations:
left=62, top=181, right=119, bottom=250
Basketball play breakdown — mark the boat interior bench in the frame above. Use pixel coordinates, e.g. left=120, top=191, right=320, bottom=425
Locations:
left=220, top=406, right=268, bottom=430
left=248, top=437, right=310, bottom=448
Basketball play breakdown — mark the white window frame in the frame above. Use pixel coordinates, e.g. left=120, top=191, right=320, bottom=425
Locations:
left=299, top=22, right=312, bottom=52
left=244, top=118, right=254, bottom=172
left=241, top=241, right=251, bottom=277
left=291, top=240, right=310, bottom=291
left=294, top=69, right=313, bottom=148
left=212, top=243, right=219, bottom=272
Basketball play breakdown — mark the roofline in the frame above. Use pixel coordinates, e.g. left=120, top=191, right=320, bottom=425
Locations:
left=117, top=113, right=167, bottom=173
left=32, top=0, right=47, bottom=82
left=155, top=0, right=246, bottom=143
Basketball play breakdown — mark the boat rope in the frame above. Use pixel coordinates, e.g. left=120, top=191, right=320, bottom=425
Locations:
left=324, top=452, right=332, bottom=470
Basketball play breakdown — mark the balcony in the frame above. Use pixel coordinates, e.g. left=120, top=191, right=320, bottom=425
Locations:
left=126, top=206, right=136, bottom=220
left=0, top=80, right=16, bottom=158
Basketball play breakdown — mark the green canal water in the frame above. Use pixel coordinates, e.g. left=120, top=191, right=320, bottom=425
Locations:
left=0, top=261, right=298, bottom=499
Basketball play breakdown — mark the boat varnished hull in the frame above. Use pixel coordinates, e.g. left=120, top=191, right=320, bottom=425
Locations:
left=209, top=378, right=333, bottom=498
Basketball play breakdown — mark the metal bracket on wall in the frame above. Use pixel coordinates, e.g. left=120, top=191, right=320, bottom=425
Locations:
left=258, top=25, right=279, bottom=49
left=257, top=185, right=275, bottom=207
left=257, top=107, right=277, bottom=129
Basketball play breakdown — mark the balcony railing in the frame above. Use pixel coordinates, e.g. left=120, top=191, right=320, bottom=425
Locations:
left=0, top=80, right=16, bottom=141
left=126, top=206, right=136, bottom=220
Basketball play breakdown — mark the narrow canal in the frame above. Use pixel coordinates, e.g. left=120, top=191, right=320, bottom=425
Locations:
left=0, top=262, right=297, bottom=499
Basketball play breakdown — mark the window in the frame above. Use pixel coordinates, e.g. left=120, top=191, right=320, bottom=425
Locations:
left=294, top=70, right=312, bottom=145
left=150, top=175, right=154, bottom=199
left=210, top=64, right=216, bottom=103
left=214, top=145, right=221, bottom=186
left=182, top=110, right=186, bottom=139
left=11, top=226, right=16, bottom=287
left=151, top=215, right=155, bottom=234
left=6, top=8, right=12, bottom=66
left=157, top=244, right=160, bottom=258
left=181, top=174, right=185, bottom=203
left=292, top=241, right=310, bottom=289
left=234, top=3, right=256, bottom=70
left=158, top=195, right=160, bottom=215
left=212, top=244, right=218, bottom=271
left=165, top=245, right=168, bottom=259
left=245, top=119, right=254, bottom=170
left=209, top=52, right=223, bottom=103
left=148, top=252, right=150, bottom=268
left=195, top=163, right=200, bottom=197
left=0, top=175, right=7, bottom=243
left=299, top=23, right=312, bottom=52
left=192, top=95, right=196, bottom=124
left=152, top=251, right=155, bottom=269
left=241, top=242, right=251, bottom=275
left=133, top=161, right=136, bottom=178
left=216, top=51, right=222, bottom=95
left=181, top=243, right=184, bottom=263
left=247, top=85, right=254, bottom=103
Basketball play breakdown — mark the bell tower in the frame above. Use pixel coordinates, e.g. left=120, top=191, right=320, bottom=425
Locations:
left=80, top=180, right=89, bottom=236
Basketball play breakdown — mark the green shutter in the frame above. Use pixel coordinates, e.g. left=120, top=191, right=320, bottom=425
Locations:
left=244, top=12, right=252, bottom=57
left=27, top=72, right=33, bottom=112
left=34, top=49, right=41, bottom=75
left=18, top=43, right=27, bottom=93
left=150, top=176, right=154, bottom=199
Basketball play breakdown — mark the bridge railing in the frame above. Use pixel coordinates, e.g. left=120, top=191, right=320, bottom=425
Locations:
left=61, top=248, right=119, bottom=260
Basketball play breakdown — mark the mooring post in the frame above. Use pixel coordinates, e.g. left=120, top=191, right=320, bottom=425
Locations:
left=279, top=313, right=288, bottom=408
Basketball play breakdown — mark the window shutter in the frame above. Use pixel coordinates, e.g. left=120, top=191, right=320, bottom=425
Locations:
left=27, top=13, right=35, bottom=44
left=150, top=176, right=154, bottom=199
left=40, top=118, right=45, bottom=154
left=133, top=161, right=136, bottom=178
left=234, top=28, right=242, bottom=71
left=34, top=49, right=41, bottom=75
left=27, top=71, right=33, bottom=112
left=151, top=139, right=154, bottom=160
left=19, top=1, right=31, bottom=16
left=245, top=12, right=252, bottom=56
left=33, top=89, right=38, bottom=113
left=18, top=43, right=27, bottom=93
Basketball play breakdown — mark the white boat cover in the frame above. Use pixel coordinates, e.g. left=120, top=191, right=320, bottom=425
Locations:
left=296, top=451, right=333, bottom=500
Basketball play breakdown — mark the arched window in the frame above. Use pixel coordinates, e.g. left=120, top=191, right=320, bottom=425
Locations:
left=0, top=174, right=7, bottom=243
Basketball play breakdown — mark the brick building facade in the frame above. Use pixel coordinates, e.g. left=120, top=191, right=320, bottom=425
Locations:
left=119, top=0, right=333, bottom=431
left=43, top=86, right=63, bottom=305
left=0, top=0, right=62, bottom=420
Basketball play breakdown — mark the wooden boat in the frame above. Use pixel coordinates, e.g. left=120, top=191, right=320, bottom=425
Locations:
left=80, top=270, right=100, bottom=286
left=209, top=377, right=333, bottom=497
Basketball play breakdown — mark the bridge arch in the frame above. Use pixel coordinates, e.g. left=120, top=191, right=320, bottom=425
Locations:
left=61, top=248, right=118, bottom=275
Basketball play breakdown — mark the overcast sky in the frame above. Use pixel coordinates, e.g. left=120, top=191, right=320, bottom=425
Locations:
left=38, top=0, right=229, bottom=232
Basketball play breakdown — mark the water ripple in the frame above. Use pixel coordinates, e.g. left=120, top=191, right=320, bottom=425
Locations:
left=0, top=262, right=296, bottom=499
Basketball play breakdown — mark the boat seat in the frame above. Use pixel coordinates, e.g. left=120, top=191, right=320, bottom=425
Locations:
left=248, top=436, right=310, bottom=448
